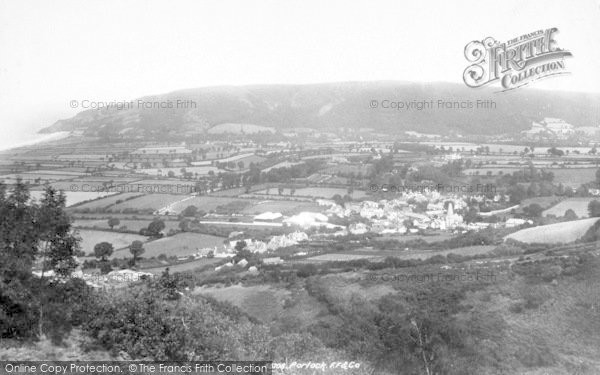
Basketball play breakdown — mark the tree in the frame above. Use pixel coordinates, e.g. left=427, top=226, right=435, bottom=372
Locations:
left=35, top=186, right=82, bottom=337
left=523, top=203, right=544, bottom=218
left=129, top=240, right=145, bottom=266
left=94, top=242, right=114, bottom=262
left=107, top=217, right=120, bottom=230
left=0, top=181, right=40, bottom=338
left=234, top=240, right=247, bottom=253
left=147, top=219, right=166, bottom=237
left=179, top=218, right=191, bottom=232
left=167, top=170, right=176, bottom=178
left=182, top=205, right=198, bottom=217
left=564, top=209, right=578, bottom=220
left=588, top=200, right=600, bottom=217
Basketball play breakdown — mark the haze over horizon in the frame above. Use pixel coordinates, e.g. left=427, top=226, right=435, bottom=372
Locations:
left=1, top=0, right=599, bottom=141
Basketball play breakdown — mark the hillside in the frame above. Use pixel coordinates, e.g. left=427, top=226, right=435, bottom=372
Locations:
left=40, top=82, right=600, bottom=136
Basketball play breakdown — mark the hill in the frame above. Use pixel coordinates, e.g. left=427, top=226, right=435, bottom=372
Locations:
left=40, top=82, right=600, bottom=136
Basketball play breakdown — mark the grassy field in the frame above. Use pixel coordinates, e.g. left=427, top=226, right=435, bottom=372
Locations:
left=304, top=245, right=497, bottom=263
left=141, top=232, right=227, bottom=258
left=519, top=196, right=562, bottom=210
left=254, top=187, right=366, bottom=199
left=126, top=179, right=197, bottom=190
left=543, top=198, right=596, bottom=218
left=50, top=177, right=142, bottom=191
left=109, top=194, right=190, bottom=211
left=306, top=253, right=383, bottom=262
left=241, top=200, right=322, bottom=215
left=168, top=196, right=245, bottom=214
left=70, top=192, right=143, bottom=210
left=73, top=218, right=180, bottom=232
left=193, top=284, right=291, bottom=323
left=320, top=164, right=373, bottom=175
left=143, top=257, right=222, bottom=274
left=138, top=166, right=220, bottom=176
left=77, top=229, right=148, bottom=255
left=552, top=168, right=597, bottom=187
left=505, top=218, right=600, bottom=244
left=207, top=123, right=275, bottom=134
left=29, top=191, right=118, bottom=207
left=0, top=173, right=78, bottom=183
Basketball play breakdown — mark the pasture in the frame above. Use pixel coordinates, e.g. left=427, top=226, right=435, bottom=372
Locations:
left=29, top=191, right=118, bottom=207
left=551, top=168, right=597, bottom=187
left=543, top=198, right=595, bottom=218
left=241, top=200, right=321, bottom=215
left=253, top=187, right=366, bottom=199
left=505, top=218, right=600, bottom=244
left=168, top=196, right=245, bottom=214
left=141, top=232, right=227, bottom=258
left=76, top=229, right=148, bottom=255
left=73, top=218, right=180, bottom=232
left=142, top=257, right=222, bottom=274
left=109, top=194, right=190, bottom=211
left=193, top=284, right=290, bottom=323
left=70, top=192, right=143, bottom=210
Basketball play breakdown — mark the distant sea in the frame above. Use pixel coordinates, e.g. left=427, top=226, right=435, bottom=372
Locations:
left=0, top=131, right=71, bottom=152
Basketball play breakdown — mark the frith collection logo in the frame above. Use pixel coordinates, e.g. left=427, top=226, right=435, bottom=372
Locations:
left=463, top=28, right=572, bottom=91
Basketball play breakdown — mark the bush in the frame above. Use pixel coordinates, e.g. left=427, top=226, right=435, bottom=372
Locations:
left=99, top=262, right=112, bottom=274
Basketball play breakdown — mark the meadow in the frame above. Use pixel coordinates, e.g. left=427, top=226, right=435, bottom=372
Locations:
left=505, top=217, right=600, bottom=244
left=254, top=187, right=366, bottom=199
left=76, top=229, right=148, bottom=255
left=29, top=191, right=118, bottom=207
left=551, top=168, right=597, bottom=187
left=167, top=196, right=245, bottom=214
left=70, top=192, right=143, bottom=210
left=543, top=198, right=596, bottom=218
left=108, top=194, right=190, bottom=211
left=241, top=200, right=321, bottom=215
left=140, top=232, right=227, bottom=258
left=73, top=218, right=181, bottom=232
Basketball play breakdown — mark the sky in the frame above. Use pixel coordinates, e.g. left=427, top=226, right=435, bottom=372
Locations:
left=0, top=0, right=599, bottom=140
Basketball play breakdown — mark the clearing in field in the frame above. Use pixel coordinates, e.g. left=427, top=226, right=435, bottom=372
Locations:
left=505, top=217, right=600, bottom=244
left=141, top=232, right=227, bottom=258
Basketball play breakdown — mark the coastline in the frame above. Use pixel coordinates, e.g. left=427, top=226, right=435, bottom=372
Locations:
left=0, top=131, right=72, bottom=152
